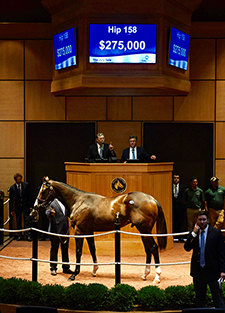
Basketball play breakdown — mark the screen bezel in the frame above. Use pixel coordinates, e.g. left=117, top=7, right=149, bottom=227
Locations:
left=168, top=26, right=190, bottom=71
left=88, top=23, right=157, bottom=64
left=53, top=27, right=77, bottom=71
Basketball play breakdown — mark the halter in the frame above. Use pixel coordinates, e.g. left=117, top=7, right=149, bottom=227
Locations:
left=37, top=181, right=55, bottom=208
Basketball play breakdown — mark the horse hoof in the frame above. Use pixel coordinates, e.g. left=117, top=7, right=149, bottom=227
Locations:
left=91, top=265, right=99, bottom=277
left=68, top=274, right=75, bottom=281
left=141, top=266, right=151, bottom=280
left=153, top=278, right=160, bottom=284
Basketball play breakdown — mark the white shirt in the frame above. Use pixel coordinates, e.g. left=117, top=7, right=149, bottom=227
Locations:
left=173, top=183, right=179, bottom=196
left=55, top=198, right=66, bottom=215
left=192, top=224, right=209, bottom=249
left=16, top=184, right=22, bottom=196
left=97, top=143, right=104, bottom=157
left=129, top=146, right=137, bottom=159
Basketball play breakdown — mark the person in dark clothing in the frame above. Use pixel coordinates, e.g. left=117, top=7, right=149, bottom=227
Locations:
left=45, top=198, right=73, bottom=276
left=9, top=173, right=32, bottom=241
left=184, top=210, right=225, bottom=311
left=172, top=174, right=187, bottom=241
left=86, top=132, right=116, bottom=162
left=120, top=135, right=156, bottom=163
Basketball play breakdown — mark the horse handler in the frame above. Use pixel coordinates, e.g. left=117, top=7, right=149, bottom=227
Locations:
left=205, top=177, right=225, bottom=230
left=45, top=198, right=73, bottom=276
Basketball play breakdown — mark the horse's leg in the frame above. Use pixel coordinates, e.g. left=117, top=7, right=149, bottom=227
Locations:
left=141, top=236, right=161, bottom=283
left=68, top=236, right=84, bottom=281
left=86, top=236, right=99, bottom=276
left=141, top=237, right=151, bottom=280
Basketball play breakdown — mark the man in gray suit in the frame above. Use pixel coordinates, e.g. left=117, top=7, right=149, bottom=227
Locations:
left=45, top=198, right=73, bottom=276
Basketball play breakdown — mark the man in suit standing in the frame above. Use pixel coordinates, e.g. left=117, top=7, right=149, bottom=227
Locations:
left=172, top=174, right=187, bottom=241
left=120, top=135, right=156, bottom=163
left=45, top=198, right=73, bottom=276
left=184, top=210, right=225, bottom=311
left=9, top=173, right=32, bottom=241
left=86, top=132, right=116, bottom=162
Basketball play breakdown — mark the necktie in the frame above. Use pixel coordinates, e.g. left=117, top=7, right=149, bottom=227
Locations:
left=99, top=146, right=103, bottom=158
left=200, top=230, right=205, bottom=267
left=18, top=185, right=22, bottom=197
left=174, top=185, right=178, bottom=198
left=132, top=148, right=135, bottom=159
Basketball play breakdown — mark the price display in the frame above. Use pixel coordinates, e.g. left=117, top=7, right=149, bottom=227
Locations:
left=54, top=27, right=76, bottom=70
left=89, top=24, right=157, bottom=64
left=168, top=27, right=190, bottom=70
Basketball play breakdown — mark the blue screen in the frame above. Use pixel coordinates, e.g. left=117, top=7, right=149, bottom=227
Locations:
left=54, top=27, right=76, bottom=70
left=168, top=27, right=190, bottom=70
left=89, top=24, right=157, bottom=64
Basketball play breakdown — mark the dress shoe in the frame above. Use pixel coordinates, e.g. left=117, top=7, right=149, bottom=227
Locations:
left=27, top=236, right=32, bottom=242
left=16, top=236, right=22, bottom=241
left=51, top=270, right=57, bottom=276
left=63, top=269, right=74, bottom=274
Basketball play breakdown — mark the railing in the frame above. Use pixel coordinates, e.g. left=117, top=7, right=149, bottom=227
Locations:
left=0, top=206, right=224, bottom=285
left=0, top=221, right=193, bottom=285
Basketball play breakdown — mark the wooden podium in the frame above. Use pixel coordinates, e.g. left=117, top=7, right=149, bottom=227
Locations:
left=65, top=162, right=173, bottom=255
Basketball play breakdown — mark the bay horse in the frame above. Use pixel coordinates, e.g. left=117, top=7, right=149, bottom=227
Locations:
left=35, top=176, right=167, bottom=282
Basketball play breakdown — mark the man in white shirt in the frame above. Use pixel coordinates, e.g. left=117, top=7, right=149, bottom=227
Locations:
left=120, top=135, right=156, bottom=163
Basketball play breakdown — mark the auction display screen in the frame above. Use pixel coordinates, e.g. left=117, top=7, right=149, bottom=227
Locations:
left=89, top=24, right=157, bottom=64
left=168, top=27, right=190, bottom=70
left=54, top=27, right=76, bottom=70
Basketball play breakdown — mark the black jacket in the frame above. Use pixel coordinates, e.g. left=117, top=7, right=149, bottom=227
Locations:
left=184, top=226, right=225, bottom=281
left=120, top=146, right=153, bottom=163
left=86, top=143, right=116, bottom=161
left=9, top=182, right=31, bottom=213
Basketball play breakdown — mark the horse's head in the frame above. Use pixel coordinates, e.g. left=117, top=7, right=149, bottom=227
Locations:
left=36, top=176, right=55, bottom=208
left=30, top=176, right=55, bottom=222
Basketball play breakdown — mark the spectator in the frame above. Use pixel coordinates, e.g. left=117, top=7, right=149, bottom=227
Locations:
left=9, top=173, right=32, bottom=241
left=183, top=177, right=206, bottom=230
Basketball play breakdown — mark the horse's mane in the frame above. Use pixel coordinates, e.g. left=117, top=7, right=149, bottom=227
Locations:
left=52, top=180, right=97, bottom=195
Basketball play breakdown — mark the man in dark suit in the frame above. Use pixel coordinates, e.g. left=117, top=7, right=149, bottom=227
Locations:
left=184, top=210, right=225, bottom=311
left=86, top=132, right=116, bottom=162
left=172, top=173, right=187, bottom=241
left=9, top=173, right=32, bottom=241
left=45, top=198, right=73, bottom=276
left=120, top=134, right=156, bottom=163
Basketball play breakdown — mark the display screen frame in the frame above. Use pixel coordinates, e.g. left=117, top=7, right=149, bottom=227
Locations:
left=168, top=26, right=190, bottom=71
left=89, top=23, right=157, bottom=64
left=53, top=27, right=77, bottom=70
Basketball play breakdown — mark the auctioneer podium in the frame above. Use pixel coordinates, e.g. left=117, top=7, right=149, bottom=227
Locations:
left=65, top=162, right=173, bottom=255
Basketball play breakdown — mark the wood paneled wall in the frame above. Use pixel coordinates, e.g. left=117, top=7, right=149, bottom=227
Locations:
left=1, top=22, right=225, bottom=194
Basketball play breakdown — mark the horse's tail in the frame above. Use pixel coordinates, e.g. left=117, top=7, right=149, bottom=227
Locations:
left=156, top=200, right=167, bottom=250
